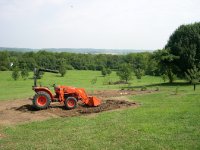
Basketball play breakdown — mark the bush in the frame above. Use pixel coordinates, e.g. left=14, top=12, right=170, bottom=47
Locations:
left=141, top=86, right=147, bottom=91
left=135, top=68, right=144, bottom=79
left=65, top=64, right=74, bottom=70
left=161, top=74, right=168, bottom=83
left=155, top=86, right=160, bottom=91
left=175, top=86, right=179, bottom=95
left=59, top=65, right=66, bottom=77
left=116, top=63, right=132, bottom=83
left=101, top=68, right=107, bottom=76
left=21, top=68, right=29, bottom=80
left=106, top=68, right=112, bottom=75
left=101, top=68, right=112, bottom=77
left=12, top=68, right=20, bottom=80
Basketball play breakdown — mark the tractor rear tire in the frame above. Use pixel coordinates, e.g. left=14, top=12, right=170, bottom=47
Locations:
left=64, top=97, right=77, bottom=110
left=33, top=91, right=51, bottom=110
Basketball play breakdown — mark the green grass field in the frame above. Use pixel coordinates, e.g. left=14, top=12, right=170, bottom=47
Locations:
left=0, top=70, right=200, bottom=149
left=0, top=70, right=163, bottom=101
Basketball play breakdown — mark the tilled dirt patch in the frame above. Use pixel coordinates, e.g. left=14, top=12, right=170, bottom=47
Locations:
left=0, top=90, right=154, bottom=125
left=0, top=99, right=137, bottom=125
left=17, top=100, right=136, bottom=116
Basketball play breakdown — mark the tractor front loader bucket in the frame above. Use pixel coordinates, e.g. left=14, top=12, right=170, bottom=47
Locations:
left=87, top=96, right=101, bottom=106
left=76, top=88, right=101, bottom=107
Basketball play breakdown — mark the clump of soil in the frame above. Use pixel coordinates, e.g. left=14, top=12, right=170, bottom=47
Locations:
left=77, top=100, right=135, bottom=114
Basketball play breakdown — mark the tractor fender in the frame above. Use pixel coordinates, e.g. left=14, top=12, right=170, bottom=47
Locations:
left=34, top=87, right=54, bottom=100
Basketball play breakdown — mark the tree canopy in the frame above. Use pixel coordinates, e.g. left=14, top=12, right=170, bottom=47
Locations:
left=0, top=50, right=158, bottom=77
left=116, top=63, right=133, bottom=83
left=165, top=22, right=200, bottom=77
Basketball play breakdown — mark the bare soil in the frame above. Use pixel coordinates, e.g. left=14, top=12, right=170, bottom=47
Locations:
left=0, top=90, right=152, bottom=125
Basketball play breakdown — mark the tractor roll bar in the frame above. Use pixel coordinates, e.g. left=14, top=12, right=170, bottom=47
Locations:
left=34, top=68, right=59, bottom=87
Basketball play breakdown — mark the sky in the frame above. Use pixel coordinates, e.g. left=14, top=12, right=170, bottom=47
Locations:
left=0, top=0, right=199, bottom=50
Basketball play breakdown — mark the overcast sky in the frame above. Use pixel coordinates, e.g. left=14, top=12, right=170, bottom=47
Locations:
left=0, top=0, right=199, bottom=50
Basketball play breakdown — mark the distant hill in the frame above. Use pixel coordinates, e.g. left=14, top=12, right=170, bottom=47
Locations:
left=0, top=47, right=153, bottom=54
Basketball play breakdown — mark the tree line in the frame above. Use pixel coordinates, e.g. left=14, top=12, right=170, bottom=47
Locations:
left=0, top=22, right=200, bottom=85
left=0, top=50, right=160, bottom=75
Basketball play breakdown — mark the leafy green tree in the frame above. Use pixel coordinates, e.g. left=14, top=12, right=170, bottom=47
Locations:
left=101, top=67, right=107, bottom=76
left=90, top=77, right=97, bottom=94
left=126, top=52, right=150, bottom=75
left=58, top=58, right=67, bottom=77
left=154, top=49, right=179, bottom=83
left=165, top=22, right=200, bottom=77
left=101, top=67, right=112, bottom=76
left=106, top=68, right=112, bottom=75
left=185, top=66, right=200, bottom=91
left=59, top=65, right=66, bottom=77
left=134, top=68, right=144, bottom=79
left=0, top=51, right=10, bottom=71
left=116, top=63, right=132, bottom=83
left=35, top=70, right=44, bottom=79
left=21, top=68, right=29, bottom=80
left=12, top=68, right=20, bottom=80
left=146, top=55, right=159, bottom=76
left=161, top=74, right=168, bottom=83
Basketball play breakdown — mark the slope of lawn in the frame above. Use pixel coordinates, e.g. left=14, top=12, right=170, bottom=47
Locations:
left=0, top=81, right=200, bottom=149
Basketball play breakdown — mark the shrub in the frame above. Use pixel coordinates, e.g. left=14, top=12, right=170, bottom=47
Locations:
left=141, top=86, right=147, bottom=91
left=21, top=68, right=29, bottom=80
left=12, top=68, right=20, bottom=80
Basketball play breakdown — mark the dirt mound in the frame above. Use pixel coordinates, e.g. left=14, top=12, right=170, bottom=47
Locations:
left=0, top=99, right=137, bottom=125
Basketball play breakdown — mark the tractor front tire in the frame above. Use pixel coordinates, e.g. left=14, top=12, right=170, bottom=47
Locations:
left=64, top=97, right=77, bottom=110
left=33, top=91, right=51, bottom=110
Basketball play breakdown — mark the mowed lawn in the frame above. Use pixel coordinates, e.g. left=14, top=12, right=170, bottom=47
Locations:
left=0, top=70, right=200, bottom=149
left=0, top=70, right=162, bottom=101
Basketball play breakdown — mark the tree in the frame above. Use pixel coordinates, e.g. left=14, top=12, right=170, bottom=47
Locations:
left=134, top=68, right=144, bottom=79
left=0, top=51, right=10, bottom=71
left=165, top=22, right=200, bottom=77
left=154, top=49, right=179, bottom=83
left=21, top=68, right=29, bottom=80
left=101, top=67, right=107, bottom=76
left=90, top=77, right=97, bottom=94
left=161, top=74, right=168, bottom=83
left=185, top=66, right=200, bottom=91
left=101, top=67, right=112, bottom=76
left=106, top=68, right=112, bottom=75
left=58, top=58, right=67, bottom=77
left=12, top=68, right=20, bottom=80
left=35, top=70, right=44, bottom=79
left=116, top=63, right=132, bottom=83
left=59, top=65, right=66, bottom=77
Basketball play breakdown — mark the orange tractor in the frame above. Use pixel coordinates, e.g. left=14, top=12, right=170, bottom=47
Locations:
left=32, top=68, right=101, bottom=110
